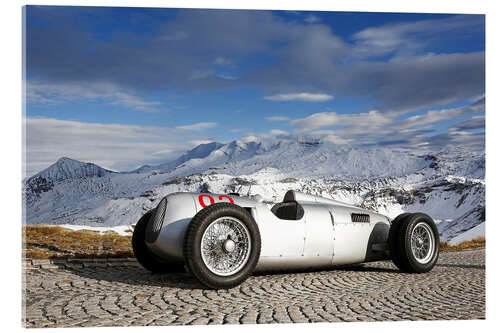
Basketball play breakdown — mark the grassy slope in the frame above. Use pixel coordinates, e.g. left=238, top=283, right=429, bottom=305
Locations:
left=440, top=237, right=485, bottom=252
left=22, top=225, right=485, bottom=260
left=23, top=225, right=133, bottom=259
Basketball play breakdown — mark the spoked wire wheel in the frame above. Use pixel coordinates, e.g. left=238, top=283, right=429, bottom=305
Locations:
left=201, top=216, right=252, bottom=276
left=184, top=202, right=261, bottom=289
left=410, top=222, right=435, bottom=264
left=390, top=212, right=440, bottom=273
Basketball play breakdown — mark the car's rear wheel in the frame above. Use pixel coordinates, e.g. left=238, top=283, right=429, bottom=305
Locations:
left=132, top=210, right=185, bottom=273
left=390, top=213, right=439, bottom=273
left=388, top=212, right=412, bottom=271
left=184, top=203, right=261, bottom=289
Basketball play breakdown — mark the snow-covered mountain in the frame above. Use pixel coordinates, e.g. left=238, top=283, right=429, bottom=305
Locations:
left=24, top=157, right=115, bottom=203
left=129, top=142, right=224, bottom=174
left=22, top=138, right=485, bottom=241
left=30, top=156, right=114, bottom=181
left=128, top=139, right=432, bottom=179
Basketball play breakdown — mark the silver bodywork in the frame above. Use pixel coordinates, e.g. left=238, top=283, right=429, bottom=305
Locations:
left=146, top=191, right=392, bottom=272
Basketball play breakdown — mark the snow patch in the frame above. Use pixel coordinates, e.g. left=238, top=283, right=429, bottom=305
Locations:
left=56, top=224, right=134, bottom=236
left=448, top=222, right=485, bottom=245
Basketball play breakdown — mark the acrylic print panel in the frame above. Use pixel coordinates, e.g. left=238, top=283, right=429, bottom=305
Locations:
left=22, top=5, right=485, bottom=328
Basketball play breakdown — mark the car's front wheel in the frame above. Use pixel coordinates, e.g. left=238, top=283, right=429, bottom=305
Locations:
left=389, top=213, right=440, bottom=273
left=183, top=203, right=261, bottom=289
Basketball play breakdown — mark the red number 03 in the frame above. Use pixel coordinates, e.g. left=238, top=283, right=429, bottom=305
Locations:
left=198, top=194, right=234, bottom=208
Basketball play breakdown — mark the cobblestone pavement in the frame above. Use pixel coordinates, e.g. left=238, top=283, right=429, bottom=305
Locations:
left=22, top=249, right=485, bottom=327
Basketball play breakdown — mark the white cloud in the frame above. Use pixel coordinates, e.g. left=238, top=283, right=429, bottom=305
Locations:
left=214, top=57, right=232, bottom=65
left=187, top=140, right=217, bottom=147
left=236, top=128, right=292, bottom=143
left=264, top=93, right=334, bottom=102
left=321, top=134, right=351, bottom=145
left=215, top=73, right=238, bottom=80
left=27, top=81, right=165, bottom=112
left=288, top=99, right=484, bottom=148
left=109, top=92, right=162, bottom=112
left=176, top=122, right=218, bottom=131
left=240, top=135, right=260, bottom=143
left=266, top=116, right=291, bottom=122
left=304, top=15, right=321, bottom=24
left=269, top=129, right=289, bottom=136
left=23, top=118, right=210, bottom=176
left=400, top=100, right=485, bottom=129
left=291, top=110, right=391, bottom=131
left=151, top=149, right=175, bottom=156
left=425, top=131, right=484, bottom=150
left=450, top=116, right=485, bottom=131
left=352, top=15, right=484, bottom=57
left=189, top=70, right=212, bottom=81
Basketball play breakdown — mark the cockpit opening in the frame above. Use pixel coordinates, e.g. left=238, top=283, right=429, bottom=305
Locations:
left=271, top=201, right=304, bottom=220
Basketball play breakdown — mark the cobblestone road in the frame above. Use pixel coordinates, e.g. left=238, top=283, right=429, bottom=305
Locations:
left=23, top=249, right=485, bottom=327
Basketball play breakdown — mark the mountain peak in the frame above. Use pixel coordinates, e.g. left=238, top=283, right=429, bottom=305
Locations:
left=130, top=141, right=225, bottom=173
left=28, top=157, right=114, bottom=183
left=56, top=156, right=79, bottom=164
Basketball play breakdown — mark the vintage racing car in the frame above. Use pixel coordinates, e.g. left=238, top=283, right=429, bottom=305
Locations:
left=132, top=190, right=440, bottom=289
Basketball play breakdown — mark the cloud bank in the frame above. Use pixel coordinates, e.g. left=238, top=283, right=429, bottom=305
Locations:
left=24, top=118, right=215, bottom=176
left=26, top=8, right=484, bottom=113
left=24, top=8, right=485, bottom=175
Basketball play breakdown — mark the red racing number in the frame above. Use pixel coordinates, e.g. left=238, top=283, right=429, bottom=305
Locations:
left=198, top=194, right=215, bottom=208
left=218, top=195, right=235, bottom=204
left=198, top=194, right=234, bottom=208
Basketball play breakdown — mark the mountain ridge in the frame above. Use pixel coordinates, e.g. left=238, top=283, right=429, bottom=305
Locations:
left=27, top=156, right=115, bottom=182
left=23, top=139, right=485, bottom=242
left=129, top=142, right=225, bottom=174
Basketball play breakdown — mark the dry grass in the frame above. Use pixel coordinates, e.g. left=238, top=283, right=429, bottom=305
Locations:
left=23, top=225, right=485, bottom=259
left=440, top=236, right=485, bottom=252
left=23, top=225, right=134, bottom=259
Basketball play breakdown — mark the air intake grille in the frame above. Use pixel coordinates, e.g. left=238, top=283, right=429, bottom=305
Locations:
left=146, top=198, right=167, bottom=243
left=351, top=213, right=370, bottom=223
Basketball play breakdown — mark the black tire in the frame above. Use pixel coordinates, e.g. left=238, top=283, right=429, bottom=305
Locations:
left=132, top=210, right=185, bottom=274
left=391, top=213, right=440, bottom=273
left=388, top=213, right=412, bottom=271
left=184, top=203, right=261, bottom=289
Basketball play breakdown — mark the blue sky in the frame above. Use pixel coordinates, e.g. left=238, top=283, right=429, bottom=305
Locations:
left=24, top=6, right=485, bottom=175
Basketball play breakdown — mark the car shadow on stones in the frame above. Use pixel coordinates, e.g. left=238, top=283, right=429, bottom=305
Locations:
left=436, top=263, right=485, bottom=270
left=333, top=264, right=400, bottom=274
left=54, top=261, right=401, bottom=290
left=253, top=262, right=400, bottom=277
left=55, top=263, right=205, bottom=289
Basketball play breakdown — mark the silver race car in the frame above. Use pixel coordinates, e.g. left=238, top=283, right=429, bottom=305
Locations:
left=132, top=190, right=440, bottom=289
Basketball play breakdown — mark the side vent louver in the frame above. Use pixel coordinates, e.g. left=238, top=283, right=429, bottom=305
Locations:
left=146, top=198, right=167, bottom=243
left=351, top=213, right=370, bottom=223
